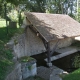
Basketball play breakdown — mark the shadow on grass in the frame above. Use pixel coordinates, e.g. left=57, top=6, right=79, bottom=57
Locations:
left=0, top=26, right=18, bottom=42
left=0, top=26, right=17, bottom=80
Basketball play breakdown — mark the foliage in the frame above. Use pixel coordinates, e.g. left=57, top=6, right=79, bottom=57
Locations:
left=63, top=68, right=80, bottom=80
left=19, top=56, right=34, bottom=63
left=72, top=54, right=80, bottom=68
left=7, top=10, right=18, bottom=22
left=77, top=7, right=80, bottom=22
left=0, top=0, right=78, bottom=20
left=0, top=20, right=18, bottom=80
left=25, top=0, right=46, bottom=12
left=18, top=12, right=24, bottom=26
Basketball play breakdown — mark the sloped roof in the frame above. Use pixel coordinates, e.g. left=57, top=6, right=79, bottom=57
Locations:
left=24, top=12, right=80, bottom=42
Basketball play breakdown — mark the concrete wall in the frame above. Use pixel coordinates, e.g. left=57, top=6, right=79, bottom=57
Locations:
left=50, top=38, right=74, bottom=51
left=14, top=28, right=46, bottom=58
left=21, top=61, right=37, bottom=79
left=13, top=27, right=74, bottom=58
left=5, top=60, right=37, bottom=80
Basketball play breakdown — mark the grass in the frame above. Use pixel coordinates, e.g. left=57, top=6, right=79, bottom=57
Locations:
left=63, top=68, right=80, bottom=80
left=0, top=20, right=6, bottom=27
left=0, top=20, right=18, bottom=80
left=0, top=41, right=14, bottom=80
left=0, top=27, right=18, bottom=42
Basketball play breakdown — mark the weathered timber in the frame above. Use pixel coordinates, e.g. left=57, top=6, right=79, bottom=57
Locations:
left=47, top=42, right=51, bottom=62
left=50, top=40, right=60, bottom=55
left=46, top=42, right=52, bottom=67
left=29, top=25, right=53, bottom=66
left=45, top=47, right=78, bottom=62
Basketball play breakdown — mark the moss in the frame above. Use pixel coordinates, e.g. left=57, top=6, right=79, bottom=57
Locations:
left=14, top=39, right=18, bottom=45
left=19, top=56, right=34, bottom=63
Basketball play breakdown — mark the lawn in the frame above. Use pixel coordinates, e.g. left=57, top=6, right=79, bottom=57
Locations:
left=63, top=68, right=80, bottom=80
left=0, top=20, right=6, bottom=27
left=0, top=20, right=18, bottom=80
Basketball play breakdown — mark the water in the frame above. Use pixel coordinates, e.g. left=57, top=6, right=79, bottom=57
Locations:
left=31, top=52, right=80, bottom=73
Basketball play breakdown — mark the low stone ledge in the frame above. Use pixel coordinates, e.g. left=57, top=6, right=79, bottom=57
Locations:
left=19, top=56, right=37, bottom=80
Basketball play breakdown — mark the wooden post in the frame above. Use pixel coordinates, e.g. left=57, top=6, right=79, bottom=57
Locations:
left=28, top=25, right=52, bottom=67
left=47, top=42, right=52, bottom=67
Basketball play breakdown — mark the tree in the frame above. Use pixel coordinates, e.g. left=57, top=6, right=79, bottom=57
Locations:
left=25, top=0, right=46, bottom=12
left=0, top=0, right=4, bottom=18
left=77, top=0, right=80, bottom=22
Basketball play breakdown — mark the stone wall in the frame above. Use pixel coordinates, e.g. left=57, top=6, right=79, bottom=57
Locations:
left=13, top=28, right=46, bottom=58
left=21, top=60, right=37, bottom=79
left=13, top=27, right=74, bottom=58
left=5, top=62, right=22, bottom=80
left=5, top=59, right=37, bottom=80
left=50, top=38, right=74, bottom=51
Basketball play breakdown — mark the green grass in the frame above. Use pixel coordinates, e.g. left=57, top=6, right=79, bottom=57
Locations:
left=63, top=68, right=80, bottom=80
left=0, top=27, right=18, bottom=42
left=0, top=35, right=13, bottom=80
left=0, top=20, right=6, bottom=27
left=0, top=41, right=14, bottom=80
left=0, top=20, right=18, bottom=80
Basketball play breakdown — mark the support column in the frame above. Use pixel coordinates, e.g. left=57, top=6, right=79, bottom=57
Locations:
left=47, top=42, right=52, bottom=67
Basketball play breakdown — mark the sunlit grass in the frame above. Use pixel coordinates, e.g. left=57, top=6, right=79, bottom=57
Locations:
left=63, top=68, right=80, bottom=80
left=0, top=20, right=19, bottom=28
left=0, top=20, right=6, bottom=27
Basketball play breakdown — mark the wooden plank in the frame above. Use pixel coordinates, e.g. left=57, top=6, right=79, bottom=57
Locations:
left=47, top=42, right=51, bottom=63
left=44, top=47, right=78, bottom=62
left=55, top=47, right=78, bottom=54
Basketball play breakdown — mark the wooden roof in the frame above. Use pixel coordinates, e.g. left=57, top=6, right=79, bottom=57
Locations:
left=24, top=12, right=80, bottom=42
